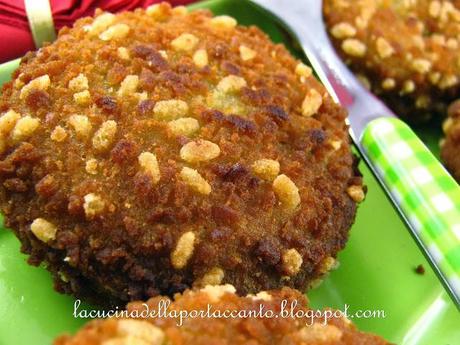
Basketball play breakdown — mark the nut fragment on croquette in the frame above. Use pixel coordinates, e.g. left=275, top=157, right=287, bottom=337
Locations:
left=54, top=287, right=390, bottom=345
left=30, top=218, right=57, bottom=243
left=0, top=3, right=363, bottom=305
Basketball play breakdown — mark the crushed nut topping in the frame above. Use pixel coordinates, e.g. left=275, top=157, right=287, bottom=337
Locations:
left=180, top=167, right=211, bottom=195
left=11, top=116, right=40, bottom=142
left=346, top=185, right=365, bottom=203
left=295, top=63, right=312, bottom=78
left=171, top=231, right=196, bottom=269
left=201, top=284, right=236, bottom=302
left=273, top=174, right=301, bottom=210
left=301, top=89, right=323, bottom=117
left=180, top=139, right=221, bottom=163
left=376, top=37, right=394, bottom=59
left=86, top=12, right=115, bottom=34
left=68, top=115, right=92, bottom=138
left=171, top=33, right=199, bottom=52
left=196, top=267, right=225, bottom=287
left=239, top=45, right=257, bottom=61
left=146, top=3, right=169, bottom=20
left=30, top=218, right=57, bottom=243
left=193, top=49, right=209, bottom=68
left=382, top=78, right=396, bottom=90
left=20, top=75, right=50, bottom=100
left=68, top=74, right=88, bottom=92
left=217, top=75, right=247, bottom=93
left=117, top=320, right=165, bottom=344
left=282, top=248, right=303, bottom=276
left=331, top=22, right=356, bottom=39
left=138, top=152, right=161, bottom=185
left=252, top=159, right=280, bottom=181
left=118, top=75, right=139, bottom=97
left=93, top=120, right=117, bottom=151
left=73, top=90, right=91, bottom=105
left=342, top=38, right=366, bottom=57
left=168, top=117, right=200, bottom=136
left=210, top=15, right=237, bottom=30
left=0, top=109, right=21, bottom=136
left=154, top=99, right=189, bottom=120
left=247, top=291, right=273, bottom=301
left=299, top=323, right=343, bottom=342
left=83, top=193, right=105, bottom=219
left=172, top=6, right=188, bottom=15
left=99, top=23, right=130, bottom=41
left=50, top=126, right=67, bottom=142
left=85, top=159, right=98, bottom=175
left=117, top=47, right=130, bottom=60
left=411, top=58, right=432, bottom=74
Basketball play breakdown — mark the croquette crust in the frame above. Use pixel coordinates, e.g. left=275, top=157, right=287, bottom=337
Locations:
left=0, top=3, right=363, bottom=305
left=324, top=0, right=460, bottom=122
left=441, top=100, right=460, bottom=181
left=54, top=286, right=389, bottom=345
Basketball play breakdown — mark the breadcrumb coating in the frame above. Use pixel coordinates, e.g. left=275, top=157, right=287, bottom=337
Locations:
left=0, top=2, right=363, bottom=305
left=54, top=286, right=389, bottom=345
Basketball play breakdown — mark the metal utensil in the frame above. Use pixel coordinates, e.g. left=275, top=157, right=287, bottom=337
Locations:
left=249, top=0, right=460, bottom=308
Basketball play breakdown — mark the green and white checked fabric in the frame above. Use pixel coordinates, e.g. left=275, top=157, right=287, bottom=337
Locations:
left=361, top=117, right=460, bottom=303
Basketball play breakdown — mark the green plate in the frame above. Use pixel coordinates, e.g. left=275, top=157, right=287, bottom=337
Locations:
left=0, top=0, right=459, bottom=344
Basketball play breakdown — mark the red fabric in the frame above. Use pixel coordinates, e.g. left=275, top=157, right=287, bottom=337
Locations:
left=0, top=0, right=195, bottom=63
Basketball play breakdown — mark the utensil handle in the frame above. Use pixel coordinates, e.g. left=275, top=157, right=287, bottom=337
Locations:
left=361, top=117, right=460, bottom=304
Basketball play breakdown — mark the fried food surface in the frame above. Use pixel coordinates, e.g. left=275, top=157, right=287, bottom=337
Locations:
left=54, top=286, right=389, bottom=345
left=324, top=0, right=460, bottom=122
left=441, top=99, right=460, bottom=180
left=0, top=3, right=363, bottom=304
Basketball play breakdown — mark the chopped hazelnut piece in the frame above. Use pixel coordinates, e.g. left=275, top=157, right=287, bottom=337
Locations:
left=180, top=167, right=211, bottom=195
left=118, top=75, right=139, bottom=97
left=248, top=291, right=273, bottom=301
left=73, top=90, right=91, bottom=105
left=85, top=159, right=98, bottom=175
left=99, top=23, right=130, bottom=41
left=171, top=33, right=199, bottom=52
left=11, top=116, right=40, bottom=142
left=68, top=74, right=88, bottom=92
left=92, top=120, right=117, bottom=151
left=168, top=117, right=200, bottom=136
left=171, top=231, right=196, bottom=269
left=382, top=78, right=396, bottom=90
left=342, top=39, right=366, bottom=57
left=50, top=126, right=67, bottom=142
left=411, top=58, right=432, bottom=74
left=117, top=47, right=130, bottom=60
left=83, top=193, right=105, bottom=219
left=330, top=22, right=356, bottom=39
left=68, top=115, right=92, bottom=138
left=180, top=139, right=221, bottom=163
left=376, top=37, right=394, bottom=59
left=0, top=109, right=21, bottom=136
left=329, top=140, right=342, bottom=151
left=146, top=3, right=169, bottom=20
left=273, top=174, right=301, bottom=210
left=154, top=99, right=189, bottom=120
left=30, top=218, right=57, bottom=243
left=299, top=324, right=343, bottom=342
left=295, top=63, right=312, bottom=78
left=210, top=15, right=237, bottom=30
left=217, top=75, right=247, bottom=93
left=347, top=185, right=365, bottom=203
left=201, top=284, right=236, bottom=302
left=196, top=267, right=225, bottom=287
left=443, top=117, right=454, bottom=133
left=239, top=45, right=257, bottom=61
left=86, top=12, right=115, bottom=34
left=282, top=248, right=303, bottom=276
left=117, top=320, right=165, bottom=344
left=20, top=75, right=50, bottom=100
left=193, top=49, right=209, bottom=68
left=402, top=80, right=415, bottom=94
left=138, top=152, right=161, bottom=185
left=252, top=159, right=280, bottom=181
left=172, top=6, right=188, bottom=15
left=301, top=89, right=323, bottom=117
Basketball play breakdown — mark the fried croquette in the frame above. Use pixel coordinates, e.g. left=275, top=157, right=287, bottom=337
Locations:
left=54, top=285, right=389, bottom=345
left=441, top=99, right=460, bottom=180
left=0, top=2, right=364, bottom=305
left=324, top=0, right=460, bottom=122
